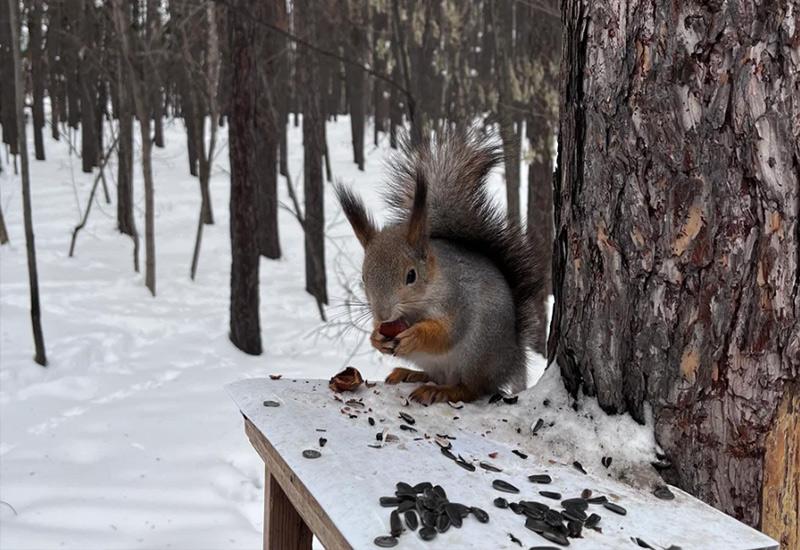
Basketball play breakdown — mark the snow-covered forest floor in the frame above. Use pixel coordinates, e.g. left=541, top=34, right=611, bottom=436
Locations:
left=0, top=117, right=552, bottom=549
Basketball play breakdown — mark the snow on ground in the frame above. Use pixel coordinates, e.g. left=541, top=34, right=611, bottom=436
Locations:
left=0, top=116, right=656, bottom=550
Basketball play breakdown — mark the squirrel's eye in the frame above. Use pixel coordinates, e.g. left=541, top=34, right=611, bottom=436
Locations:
left=405, top=268, right=417, bottom=285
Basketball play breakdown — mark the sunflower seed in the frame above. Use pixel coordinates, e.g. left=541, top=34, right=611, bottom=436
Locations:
left=532, top=418, right=545, bottom=435
left=373, top=535, right=398, bottom=547
left=433, top=485, right=447, bottom=500
left=568, top=519, right=582, bottom=538
left=368, top=417, right=375, bottom=426
left=399, top=411, right=415, bottom=425
left=493, top=497, right=509, bottom=508
left=489, top=393, right=503, bottom=404
left=390, top=510, right=402, bottom=537
left=601, top=455, right=612, bottom=468
left=528, top=474, right=552, bottom=484
left=503, top=395, right=519, bottom=404
left=440, top=447, right=456, bottom=461
left=539, top=491, right=561, bottom=500
left=512, top=449, right=528, bottom=459
left=509, top=502, right=523, bottom=514
left=480, top=461, right=502, bottom=472
left=561, top=498, right=588, bottom=511
left=573, top=461, right=587, bottom=474
left=445, top=504, right=463, bottom=528
left=470, top=506, right=489, bottom=523
left=436, top=511, right=451, bottom=533
left=454, top=458, right=476, bottom=471
left=399, top=424, right=417, bottom=432
left=561, top=507, right=587, bottom=523
left=380, top=496, right=401, bottom=507
left=584, top=513, right=601, bottom=528
left=653, top=485, right=675, bottom=500
left=302, top=449, right=321, bottom=459
left=603, top=501, right=627, bottom=515
left=492, top=479, right=520, bottom=493
left=413, top=482, right=432, bottom=493
left=404, top=510, right=418, bottom=531
left=587, top=495, right=607, bottom=505
left=418, top=526, right=437, bottom=541
left=262, top=400, right=280, bottom=407
left=525, top=517, right=550, bottom=533
left=318, top=438, right=327, bottom=447
left=544, top=509, right=564, bottom=527
left=633, top=537, right=656, bottom=549
left=540, top=529, right=570, bottom=546
left=530, top=547, right=561, bottom=550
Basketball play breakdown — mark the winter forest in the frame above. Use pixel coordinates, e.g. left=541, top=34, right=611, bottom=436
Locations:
left=0, top=0, right=797, bottom=549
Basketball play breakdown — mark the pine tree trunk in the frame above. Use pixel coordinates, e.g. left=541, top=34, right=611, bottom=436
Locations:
left=227, top=0, right=262, bottom=355
left=296, top=0, right=328, bottom=311
left=8, top=0, right=47, bottom=366
left=526, top=113, right=554, bottom=298
left=551, top=1, right=799, bottom=546
left=29, top=0, right=45, bottom=160
left=0, top=0, right=18, bottom=155
left=79, top=0, right=97, bottom=173
left=116, top=55, right=138, bottom=270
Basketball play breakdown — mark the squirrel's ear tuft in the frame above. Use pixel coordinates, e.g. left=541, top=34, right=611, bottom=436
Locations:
left=406, top=172, right=429, bottom=253
left=334, top=183, right=376, bottom=249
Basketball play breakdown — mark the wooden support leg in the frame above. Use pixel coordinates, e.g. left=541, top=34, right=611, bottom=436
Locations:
left=264, top=466, right=313, bottom=550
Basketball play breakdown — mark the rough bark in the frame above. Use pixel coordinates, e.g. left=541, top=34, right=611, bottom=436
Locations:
left=29, top=0, right=45, bottom=160
left=527, top=113, right=554, bottom=299
left=296, top=0, right=328, bottom=311
left=254, top=0, right=285, bottom=260
left=116, top=54, right=139, bottom=272
left=8, top=0, right=47, bottom=366
left=551, top=0, right=800, bottom=540
left=227, top=0, right=262, bottom=355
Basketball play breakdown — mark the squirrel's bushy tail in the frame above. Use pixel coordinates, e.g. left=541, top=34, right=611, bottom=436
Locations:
left=384, top=129, right=546, bottom=350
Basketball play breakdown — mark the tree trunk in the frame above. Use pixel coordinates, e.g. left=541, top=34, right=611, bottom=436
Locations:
left=0, top=200, right=8, bottom=244
left=296, top=0, right=328, bottom=311
left=227, top=0, right=262, bottom=355
left=527, top=113, right=554, bottom=299
left=551, top=1, right=799, bottom=546
left=146, top=0, right=164, bottom=148
left=8, top=0, right=47, bottom=366
left=79, top=0, right=98, bottom=173
left=28, top=0, right=45, bottom=160
left=116, top=55, right=139, bottom=272
left=0, top=0, right=18, bottom=155
left=343, top=0, right=367, bottom=171
left=112, top=0, right=155, bottom=296
left=46, top=0, right=62, bottom=140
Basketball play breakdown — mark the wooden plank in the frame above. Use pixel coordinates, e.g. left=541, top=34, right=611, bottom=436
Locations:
left=244, top=417, right=352, bottom=550
left=263, top=465, right=313, bottom=550
left=231, top=378, right=779, bottom=550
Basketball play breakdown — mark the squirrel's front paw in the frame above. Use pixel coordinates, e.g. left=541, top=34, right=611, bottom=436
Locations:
left=370, top=328, right=396, bottom=355
left=393, top=326, right=421, bottom=356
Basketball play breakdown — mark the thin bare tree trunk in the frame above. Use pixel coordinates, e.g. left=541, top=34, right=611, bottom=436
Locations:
left=552, top=1, right=799, bottom=545
left=116, top=56, right=139, bottom=273
left=112, top=0, right=156, bottom=296
left=0, top=198, right=8, bottom=244
left=8, top=0, right=46, bottom=366
left=28, top=0, right=45, bottom=160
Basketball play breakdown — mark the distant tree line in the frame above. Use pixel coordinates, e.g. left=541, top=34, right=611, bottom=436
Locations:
left=0, top=0, right=561, bottom=358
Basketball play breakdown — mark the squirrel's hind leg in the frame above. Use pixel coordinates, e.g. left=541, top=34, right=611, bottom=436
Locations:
left=386, top=367, right=431, bottom=384
left=409, top=383, right=478, bottom=405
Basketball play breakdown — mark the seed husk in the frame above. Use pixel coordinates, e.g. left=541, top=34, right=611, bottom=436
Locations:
left=470, top=506, right=489, bottom=523
left=512, top=449, right=528, bottom=459
left=584, top=513, right=601, bottom=528
left=455, top=458, right=476, bottom=471
left=509, top=533, right=523, bottom=546
left=302, top=449, right=321, bottom=459
left=503, top=395, right=519, bottom=404
left=419, top=526, right=437, bottom=541
left=603, top=501, right=627, bottom=515
left=404, top=510, right=418, bottom=531
left=480, top=461, right=502, bottom=472
left=573, top=461, right=587, bottom=474
left=528, top=474, right=552, bottom=484
left=489, top=393, right=503, bottom=404
left=601, top=456, right=612, bottom=468
left=445, top=504, right=463, bottom=528
left=540, top=529, right=570, bottom=546
left=539, top=491, right=562, bottom=500
left=586, top=495, right=607, bottom=505
left=561, top=508, right=587, bottom=523
left=390, top=510, right=402, bottom=537
left=368, top=416, right=376, bottom=426
left=633, top=537, right=656, bottom=549
left=373, top=535, right=398, bottom=548
left=440, top=447, right=456, bottom=461
left=561, top=498, right=588, bottom=511
left=263, top=400, right=280, bottom=407
left=398, top=411, right=415, bottom=425
left=493, top=497, right=509, bottom=508
left=492, top=479, right=520, bottom=493
left=319, top=438, right=327, bottom=447
left=399, top=424, right=417, bottom=432
left=436, top=511, right=451, bottom=533
left=653, top=485, right=675, bottom=500
left=532, top=418, right=545, bottom=435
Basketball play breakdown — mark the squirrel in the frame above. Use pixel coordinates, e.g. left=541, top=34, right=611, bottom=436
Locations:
left=334, top=130, right=545, bottom=405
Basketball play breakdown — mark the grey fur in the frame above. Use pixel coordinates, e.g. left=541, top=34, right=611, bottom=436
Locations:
left=334, top=129, right=545, bottom=396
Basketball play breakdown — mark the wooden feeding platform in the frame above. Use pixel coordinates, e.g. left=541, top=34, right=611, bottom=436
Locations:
left=227, top=377, right=778, bottom=550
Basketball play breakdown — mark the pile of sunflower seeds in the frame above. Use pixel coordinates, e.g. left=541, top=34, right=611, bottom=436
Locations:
left=373, top=481, right=490, bottom=547
left=491, top=477, right=627, bottom=547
